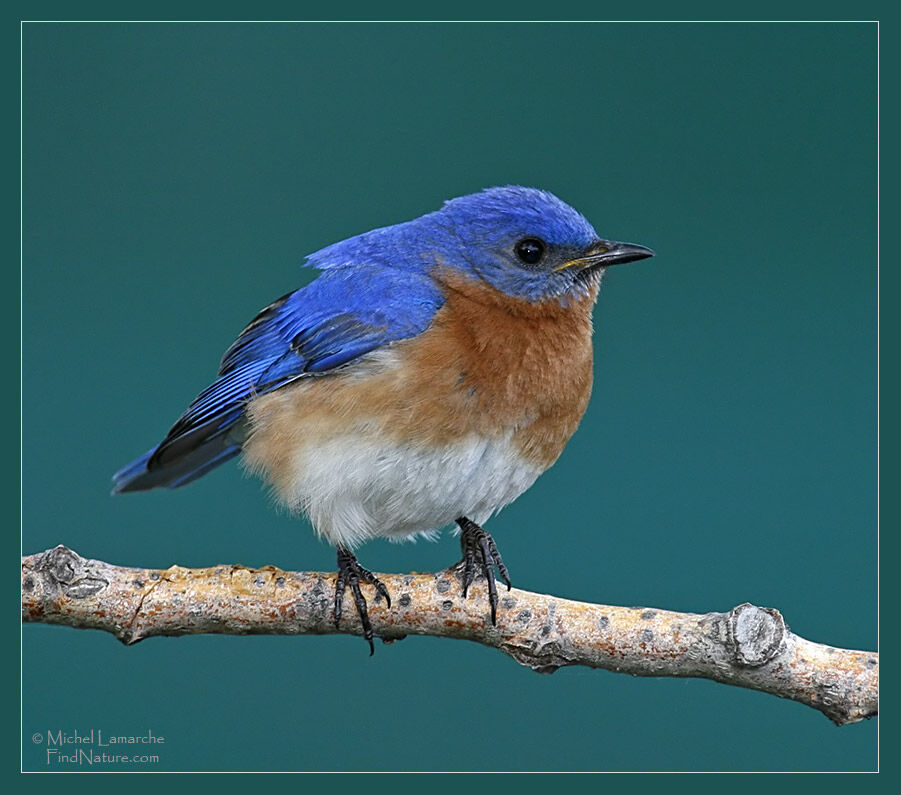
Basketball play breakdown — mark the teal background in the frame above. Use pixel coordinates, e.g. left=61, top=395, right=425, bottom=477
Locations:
left=22, top=22, right=877, bottom=771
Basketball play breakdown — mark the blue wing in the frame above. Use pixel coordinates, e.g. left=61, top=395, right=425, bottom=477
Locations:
left=112, top=266, right=444, bottom=493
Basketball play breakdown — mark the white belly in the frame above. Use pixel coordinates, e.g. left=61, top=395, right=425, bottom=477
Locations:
left=254, top=431, right=543, bottom=549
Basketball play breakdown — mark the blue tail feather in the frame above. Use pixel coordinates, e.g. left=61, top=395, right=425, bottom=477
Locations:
left=112, top=430, right=243, bottom=494
left=111, top=449, right=155, bottom=492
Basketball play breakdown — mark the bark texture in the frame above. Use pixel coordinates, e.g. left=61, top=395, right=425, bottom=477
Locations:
left=22, top=545, right=877, bottom=726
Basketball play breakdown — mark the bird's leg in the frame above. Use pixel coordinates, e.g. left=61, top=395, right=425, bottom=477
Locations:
left=454, top=517, right=512, bottom=625
left=334, top=546, right=391, bottom=655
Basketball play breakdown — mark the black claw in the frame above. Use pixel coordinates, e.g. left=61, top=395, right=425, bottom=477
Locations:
left=461, top=537, right=476, bottom=598
left=477, top=534, right=499, bottom=624
left=334, top=546, right=390, bottom=654
left=486, top=534, right=512, bottom=591
left=454, top=517, right=512, bottom=625
left=356, top=561, right=391, bottom=609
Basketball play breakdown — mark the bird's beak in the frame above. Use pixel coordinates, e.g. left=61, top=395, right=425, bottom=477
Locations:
left=555, top=240, right=655, bottom=272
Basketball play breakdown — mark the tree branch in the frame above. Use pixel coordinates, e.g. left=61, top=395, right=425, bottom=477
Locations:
left=22, top=545, right=877, bottom=726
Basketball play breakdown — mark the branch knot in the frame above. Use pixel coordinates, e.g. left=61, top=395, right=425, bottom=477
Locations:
left=728, top=603, right=785, bottom=667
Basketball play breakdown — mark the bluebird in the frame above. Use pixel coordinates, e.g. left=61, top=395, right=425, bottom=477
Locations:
left=113, top=186, right=653, bottom=652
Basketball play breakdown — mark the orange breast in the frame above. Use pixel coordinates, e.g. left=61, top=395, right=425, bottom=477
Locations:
left=422, top=269, right=598, bottom=468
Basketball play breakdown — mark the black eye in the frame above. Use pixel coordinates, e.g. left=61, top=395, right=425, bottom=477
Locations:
left=514, top=237, right=546, bottom=265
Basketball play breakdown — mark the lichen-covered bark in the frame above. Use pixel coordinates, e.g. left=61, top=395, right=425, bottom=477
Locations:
left=22, top=546, right=877, bottom=726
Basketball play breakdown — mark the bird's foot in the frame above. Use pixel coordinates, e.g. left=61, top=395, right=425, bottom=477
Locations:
left=334, top=546, right=391, bottom=655
left=454, top=517, right=511, bottom=625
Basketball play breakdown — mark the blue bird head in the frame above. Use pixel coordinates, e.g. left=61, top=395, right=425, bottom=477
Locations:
left=306, top=186, right=654, bottom=304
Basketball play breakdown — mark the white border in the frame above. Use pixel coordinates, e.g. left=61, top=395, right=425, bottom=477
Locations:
left=19, top=18, right=880, bottom=775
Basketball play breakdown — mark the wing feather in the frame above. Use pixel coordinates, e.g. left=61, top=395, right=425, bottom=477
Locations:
left=112, top=267, right=443, bottom=492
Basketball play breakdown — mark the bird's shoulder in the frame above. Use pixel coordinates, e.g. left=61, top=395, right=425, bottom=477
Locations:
left=220, top=264, right=445, bottom=378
